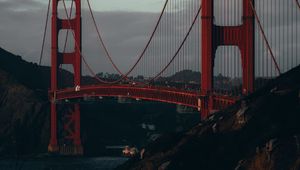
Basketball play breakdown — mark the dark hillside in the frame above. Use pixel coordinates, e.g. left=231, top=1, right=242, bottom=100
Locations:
left=167, top=70, right=200, bottom=83
left=118, top=65, right=300, bottom=170
left=0, top=48, right=93, bottom=93
left=0, top=48, right=192, bottom=156
left=0, top=48, right=50, bottom=91
left=0, top=68, right=49, bottom=155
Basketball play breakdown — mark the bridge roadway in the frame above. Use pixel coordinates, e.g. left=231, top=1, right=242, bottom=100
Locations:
left=50, top=85, right=238, bottom=111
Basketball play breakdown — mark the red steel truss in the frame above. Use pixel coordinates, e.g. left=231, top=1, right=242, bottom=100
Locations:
left=48, top=0, right=256, bottom=155
left=49, top=0, right=83, bottom=155
left=201, top=0, right=254, bottom=119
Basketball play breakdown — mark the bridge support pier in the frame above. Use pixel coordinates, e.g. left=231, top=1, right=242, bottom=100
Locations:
left=48, top=103, right=59, bottom=153
left=201, top=0, right=255, bottom=119
left=49, top=0, right=83, bottom=155
left=48, top=103, right=83, bottom=155
left=200, top=95, right=214, bottom=119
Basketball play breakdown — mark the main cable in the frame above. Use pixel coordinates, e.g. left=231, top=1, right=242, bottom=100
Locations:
left=62, top=0, right=201, bottom=86
left=296, top=0, right=300, bottom=10
left=39, top=0, right=51, bottom=65
left=249, top=0, right=281, bottom=75
left=62, top=0, right=74, bottom=54
left=145, top=5, right=202, bottom=83
left=86, top=0, right=169, bottom=81
left=61, top=0, right=118, bottom=84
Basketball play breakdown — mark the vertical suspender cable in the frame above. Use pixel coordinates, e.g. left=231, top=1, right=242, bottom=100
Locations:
left=233, top=0, right=236, bottom=95
left=225, top=0, right=228, bottom=94
left=146, top=4, right=202, bottom=83
left=283, top=0, right=286, bottom=73
left=297, top=0, right=299, bottom=66
left=164, top=4, right=169, bottom=77
left=86, top=0, right=169, bottom=83
left=166, top=3, right=168, bottom=77
left=181, top=0, right=183, bottom=74
left=187, top=0, right=190, bottom=71
left=159, top=14, right=164, bottom=79
left=249, top=0, right=281, bottom=75
left=180, top=0, right=182, bottom=75
left=287, top=0, right=290, bottom=71
left=262, top=0, right=266, bottom=78
left=268, top=0, right=270, bottom=77
left=186, top=0, right=189, bottom=71
left=292, top=0, right=294, bottom=67
left=230, top=0, right=233, bottom=95
left=269, top=0, right=272, bottom=77
left=260, top=0, right=263, bottom=87
left=61, top=0, right=74, bottom=88
left=186, top=0, right=188, bottom=73
left=175, top=0, right=178, bottom=78
left=279, top=0, right=282, bottom=73
left=230, top=0, right=232, bottom=95
left=275, top=0, right=278, bottom=78
left=39, top=0, right=51, bottom=65
left=256, top=0, right=260, bottom=89
left=236, top=0, right=239, bottom=95
left=195, top=0, right=197, bottom=72
left=63, top=0, right=74, bottom=54
left=288, top=0, right=291, bottom=70
left=226, top=0, right=228, bottom=95
left=283, top=0, right=286, bottom=72
left=181, top=0, right=184, bottom=73
left=224, top=0, right=226, bottom=94
left=164, top=3, right=166, bottom=77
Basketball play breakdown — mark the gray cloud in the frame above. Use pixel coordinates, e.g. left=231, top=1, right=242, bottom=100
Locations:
left=0, top=0, right=299, bottom=79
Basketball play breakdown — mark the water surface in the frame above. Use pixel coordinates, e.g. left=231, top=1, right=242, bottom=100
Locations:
left=0, top=157, right=128, bottom=170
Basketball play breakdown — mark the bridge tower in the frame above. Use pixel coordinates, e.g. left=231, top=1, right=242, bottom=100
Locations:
left=201, top=0, right=255, bottom=119
left=48, top=0, right=83, bottom=155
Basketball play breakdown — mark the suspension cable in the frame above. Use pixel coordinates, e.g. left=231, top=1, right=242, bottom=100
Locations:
left=145, top=5, right=202, bottom=83
left=63, top=0, right=74, bottom=54
left=61, top=0, right=114, bottom=83
left=62, top=0, right=200, bottom=86
left=86, top=0, right=169, bottom=80
left=249, top=0, right=281, bottom=75
left=39, top=0, right=51, bottom=65
left=59, top=0, right=74, bottom=88
left=296, top=0, right=300, bottom=10
left=62, top=0, right=147, bottom=85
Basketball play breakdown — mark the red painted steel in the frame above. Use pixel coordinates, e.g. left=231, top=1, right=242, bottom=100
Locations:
left=201, top=0, right=214, bottom=119
left=49, top=85, right=237, bottom=113
left=49, top=0, right=83, bottom=155
left=52, top=86, right=200, bottom=108
left=201, top=0, right=254, bottom=119
left=48, top=0, right=242, bottom=155
left=49, top=0, right=59, bottom=154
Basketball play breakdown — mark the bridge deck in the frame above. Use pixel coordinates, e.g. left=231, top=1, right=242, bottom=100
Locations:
left=50, top=85, right=238, bottom=110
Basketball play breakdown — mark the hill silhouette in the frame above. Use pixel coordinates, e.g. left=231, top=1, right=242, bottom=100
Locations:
left=118, top=65, right=300, bottom=170
left=0, top=48, right=196, bottom=156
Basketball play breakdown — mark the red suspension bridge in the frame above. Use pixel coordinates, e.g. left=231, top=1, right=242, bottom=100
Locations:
left=39, top=0, right=300, bottom=155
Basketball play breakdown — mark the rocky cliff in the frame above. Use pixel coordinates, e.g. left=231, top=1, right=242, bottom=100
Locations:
left=118, top=66, right=300, bottom=170
left=0, top=68, right=49, bottom=155
left=0, top=48, right=190, bottom=157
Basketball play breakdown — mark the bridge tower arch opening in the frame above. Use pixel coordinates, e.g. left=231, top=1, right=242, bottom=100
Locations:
left=213, top=46, right=242, bottom=95
left=201, top=0, right=254, bottom=119
left=49, top=0, right=83, bottom=155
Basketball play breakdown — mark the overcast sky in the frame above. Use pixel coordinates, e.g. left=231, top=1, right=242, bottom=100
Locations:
left=0, top=0, right=299, bottom=77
